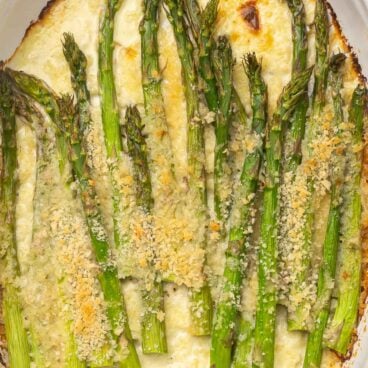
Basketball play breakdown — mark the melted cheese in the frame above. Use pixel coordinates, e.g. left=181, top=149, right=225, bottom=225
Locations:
left=6, top=0, right=363, bottom=366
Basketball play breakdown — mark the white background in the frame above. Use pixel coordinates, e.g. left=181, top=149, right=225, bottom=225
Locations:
left=0, top=0, right=367, bottom=367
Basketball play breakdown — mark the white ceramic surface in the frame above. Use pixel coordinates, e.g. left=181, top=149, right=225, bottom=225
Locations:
left=0, top=0, right=47, bottom=61
left=0, top=0, right=367, bottom=367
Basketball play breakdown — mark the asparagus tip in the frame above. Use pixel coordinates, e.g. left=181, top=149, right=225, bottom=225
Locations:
left=329, top=53, right=347, bottom=72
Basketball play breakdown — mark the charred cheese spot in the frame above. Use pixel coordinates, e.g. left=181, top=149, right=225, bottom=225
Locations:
left=239, top=1, right=260, bottom=31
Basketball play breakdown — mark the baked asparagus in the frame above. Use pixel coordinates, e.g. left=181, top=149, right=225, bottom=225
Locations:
left=283, top=0, right=308, bottom=171
left=183, top=0, right=219, bottom=112
left=0, top=71, right=31, bottom=368
left=183, top=0, right=201, bottom=40
left=99, top=0, right=170, bottom=353
left=163, top=0, right=213, bottom=336
left=213, top=36, right=233, bottom=222
left=325, top=85, right=367, bottom=354
left=303, top=54, right=347, bottom=368
left=139, top=0, right=178, bottom=352
left=6, top=68, right=140, bottom=368
left=252, top=67, right=313, bottom=368
left=210, top=53, right=267, bottom=368
left=124, top=106, right=168, bottom=354
left=285, top=0, right=330, bottom=330
left=279, top=0, right=309, bottom=321
left=233, top=319, right=253, bottom=368
left=99, top=0, right=123, bottom=159
left=11, top=75, right=86, bottom=368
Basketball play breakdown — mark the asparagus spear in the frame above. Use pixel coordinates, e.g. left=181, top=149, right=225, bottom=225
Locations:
left=283, top=0, right=308, bottom=175
left=182, top=1, right=233, bottom=221
left=283, top=0, right=309, bottom=166
left=183, top=0, right=219, bottom=112
left=139, top=0, right=176, bottom=200
left=98, top=0, right=136, bottom=254
left=124, top=106, right=167, bottom=354
left=139, top=0, right=175, bottom=353
left=210, top=53, right=267, bottom=368
left=303, top=54, right=347, bottom=368
left=198, top=0, right=219, bottom=113
left=99, top=0, right=168, bottom=355
left=62, top=34, right=90, bottom=134
left=62, top=34, right=144, bottom=364
left=252, top=67, right=313, bottom=368
left=60, top=95, right=140, bottom=368
left=183, top=0, right=201, bottom=40
left=286, top=0, right=330, bottom=330
left=213, top=36, right=233, bottom=222
left=6, top=69, right=140, bottom=368
left=19, top=90, right=87, bottom=368
left=313, top=0, right=330, bottom=114
left=163, top=0, right=213, bottom=336
left=233, top=319, right=253, bottom=368
left=279, top=0, right=308, bottom=320
left=100, top=0, right=168, bottom=354
left=325, top=85, right=367, bottom=354
left=0, top=71, right=31, bottom=368
left=67, top=27, right=168, bottom=355
left=99, top=0, right=123, bottom=159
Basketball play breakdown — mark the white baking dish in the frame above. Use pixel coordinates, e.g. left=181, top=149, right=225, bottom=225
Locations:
left=0, top=1, right=367, bottom=367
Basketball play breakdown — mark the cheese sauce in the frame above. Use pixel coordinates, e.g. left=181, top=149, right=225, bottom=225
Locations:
left=7, top=0, right=362, bottom=366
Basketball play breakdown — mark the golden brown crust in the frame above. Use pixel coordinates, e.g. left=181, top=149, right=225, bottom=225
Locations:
left=326, top=0, right=366, bottom=84
left=4, top=0, right=62, bottom=65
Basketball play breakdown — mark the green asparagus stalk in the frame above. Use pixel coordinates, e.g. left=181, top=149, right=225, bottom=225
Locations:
left=163, top=0, right=213, bottom=336
left=14, top=76, right=86, bottom=368
left=59, top=95, right=140, bottom=368
left=283, top=0, right=308, bottom=172
left=62, top=35, right=143, bottom=364
left=0, top=72, right=31, bottom=368
left=183, top=0, right=219, bottom=112
left=67, top=26, right=167, bottom=357
left=99, top=0, right=123, bottom=159
left=210, top=53, right=267, bottom=368
left=98, top=0, right=135, bottom=256
left=62, top=34, right=91, bottom=134
left=99, top=1, right=163, bottom=356
left=99, top=0, right=161, bottom=358
left=252, top=66, right=313, bottom=368
left=124, top=106, right=167, bottom=354
left=139, top=1, right=173, bottom=353
left=303, top=54, right=347, bottom=368
left=140, top=0, right=165, bottom=121
left=139, top=0, right=176, bottom=192
left=6, top=69, right=140, bottom=368
left=231, top=56, right=267, bottom=368
left=233, top=319, right=253, bottom=368
left=198, top=0, right=219, bottom=112
left=125, top=110, right=153, bottom=213
left=213, top=36, right=233, bottom=222
left=287, top=0, right=330, bottom=330
left=183, top=0, right=201, bottom=40
left=313, top=0, right=330, bottom=114
left=280, top=0, right=308, bottom=321
left=182, top=1, right=232, bottom=221
left=325, top=85, right=367, bottom=354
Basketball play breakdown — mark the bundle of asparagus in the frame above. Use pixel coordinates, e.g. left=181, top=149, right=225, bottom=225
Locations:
left=0, top=0, right=366, bottom=367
